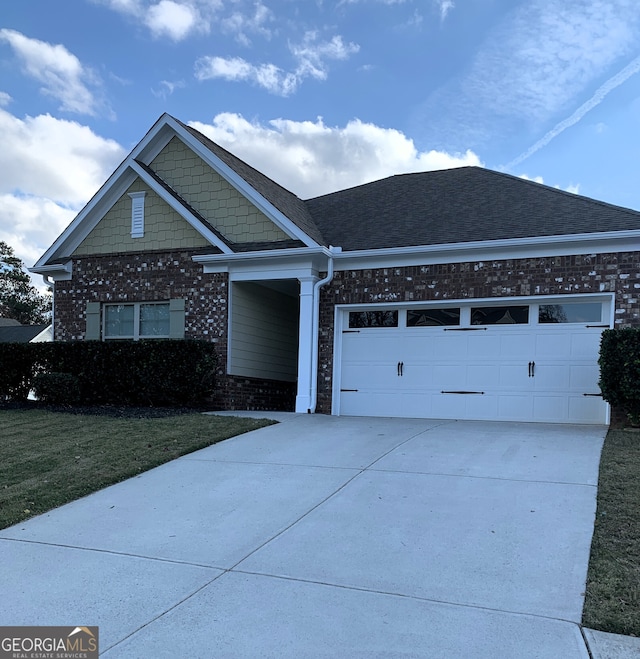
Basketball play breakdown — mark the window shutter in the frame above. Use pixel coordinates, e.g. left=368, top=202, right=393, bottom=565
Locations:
left=86, top=302, right=101, bottom=340
left=128, top=192, right=146, bottom=238
left=169, top=298, right=185, bottom=339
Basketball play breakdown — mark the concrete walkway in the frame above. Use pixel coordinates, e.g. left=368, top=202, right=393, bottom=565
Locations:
left=0, top=414, right=635, bottom=657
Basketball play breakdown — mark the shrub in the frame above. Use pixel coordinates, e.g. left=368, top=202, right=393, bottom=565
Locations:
left=1, top=340, right=218, bottom=407
left=32, top=372, right=81, bottom=405
left=0, top=343, right=35, bottom=400
left=599, top=328, right=640, bottom=425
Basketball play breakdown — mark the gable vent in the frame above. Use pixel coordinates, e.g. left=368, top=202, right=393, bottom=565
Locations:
left=128, top=191, right=147, bottom=238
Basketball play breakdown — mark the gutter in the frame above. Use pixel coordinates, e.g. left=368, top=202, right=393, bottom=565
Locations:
left=308, top=246, right=339, bottom=413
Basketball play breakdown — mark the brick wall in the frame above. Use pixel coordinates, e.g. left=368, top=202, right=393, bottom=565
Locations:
left=54, top=249, right=295, bottom=411
left=315, top=251, right=640, bottom=413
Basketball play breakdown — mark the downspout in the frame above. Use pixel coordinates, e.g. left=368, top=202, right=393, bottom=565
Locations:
left=43, top=275, right=54, bottom=340
left=308, top=246, right=339, bottom=413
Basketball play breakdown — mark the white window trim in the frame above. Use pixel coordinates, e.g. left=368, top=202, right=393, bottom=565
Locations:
left=103, top=301, right=170, bottom=340
left=128, top=191, right=146, bottom=238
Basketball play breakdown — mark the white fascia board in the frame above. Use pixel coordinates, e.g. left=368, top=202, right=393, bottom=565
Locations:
left=32, top=168, right=138, bottom=269
left=129, top=161, right=232, bottom=254
left=332, top=230, right=640, bottom=270
left=193, top=246, right=332, bottom=278
left=29, top=261, right=72, bottom=281
left=166, top=117, right=319, bottom=249
left=32, top=116, right=179, bottom=270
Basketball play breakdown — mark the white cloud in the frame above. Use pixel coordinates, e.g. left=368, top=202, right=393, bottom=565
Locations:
left=506, top=53, right=640, bottom=169
left=0, top=91, right=12, bottom=107
left=415, top=0, right=640, bottom=150
left=436, top=1, right=454, bottom=21
left=151, top=79, right=186, bottom=98
left=93, top=0, right=218, bottom=41
left=221, top=2, right=273, bottom=46
left=146, top=0, right=199, bottom=41
left=0, top=109, right=125, bottom=267
left=189, top=113, right=482, bottom=198
left=196, top=32, right=359, bottom=96
left=0, top=29, right=103, bottom=116
left=518, top=173, right=581, bottom=195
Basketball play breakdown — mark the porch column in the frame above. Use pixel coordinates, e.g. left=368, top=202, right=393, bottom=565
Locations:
left=295, top=276, right=318, bottom=413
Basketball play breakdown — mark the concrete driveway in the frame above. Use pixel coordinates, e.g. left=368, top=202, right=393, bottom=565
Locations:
left=0, top=415, right=608, bottom=657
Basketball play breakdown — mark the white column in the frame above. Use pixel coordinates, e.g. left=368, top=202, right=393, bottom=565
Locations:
left=295, top=276, right=318, bottom=413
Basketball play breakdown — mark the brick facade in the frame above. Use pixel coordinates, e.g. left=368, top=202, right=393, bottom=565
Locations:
left=54, top=249, right=295, bottom=411
left=54, top=248, right=640, bottom=416
left=315, top=251, right=640, bottom=414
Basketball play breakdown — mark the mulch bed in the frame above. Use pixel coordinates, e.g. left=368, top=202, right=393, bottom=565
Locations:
left=0, top=400, right=212, bottom=418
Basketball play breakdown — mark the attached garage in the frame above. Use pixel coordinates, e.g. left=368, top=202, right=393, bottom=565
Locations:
left=335, top=296, right=612, bottom=424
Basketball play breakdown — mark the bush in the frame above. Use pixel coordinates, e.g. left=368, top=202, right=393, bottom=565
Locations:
left=32, top=372, right=81, bottom=405
left=1, top=340, right=218, bottom=407
left=599, top=328, right=640, bottom=425
left=0, top=343, right=36, bottom=400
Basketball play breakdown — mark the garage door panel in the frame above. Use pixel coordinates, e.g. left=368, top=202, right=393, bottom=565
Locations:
left=341, top=334, right=397, bottom=360
left=468, top=364, right=499, bottom=389
left=466, top=333, right=501, bottom=358
left=535, top=333, right=572, bottom=358
left=533, top=364, right=571, bottom=390
left=533, top=396, right=569, bottom=423
left=431, top=334, right=469, bottom=358
left=569, top=396, right=607, bottom=424
left=341, top=362, right=398, bottom=390
left=570, top=332, right=604, bottom=358
left=498, top=395, right=534, bottom=421
left=340, top=391, right=403, bottom=417
left=433, top=364, right=467, bottom=388
left=569, top=364, right=601, bottom=392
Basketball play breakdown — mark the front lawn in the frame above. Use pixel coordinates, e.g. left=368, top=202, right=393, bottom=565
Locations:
left=583, top=428, right=640, bottom=637
left=0, top=407, right=273, bottom=530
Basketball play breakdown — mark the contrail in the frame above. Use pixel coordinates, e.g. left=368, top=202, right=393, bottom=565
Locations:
left=505, top=53, right=640, bottom=171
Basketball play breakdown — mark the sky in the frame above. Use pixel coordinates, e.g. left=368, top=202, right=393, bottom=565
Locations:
left=1, top=0, right=640, bottom=278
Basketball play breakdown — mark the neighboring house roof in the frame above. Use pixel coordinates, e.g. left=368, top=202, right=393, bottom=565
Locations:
left=304, top=167, right=640, bottom=251
left=0, top=324, right=49, bottom=343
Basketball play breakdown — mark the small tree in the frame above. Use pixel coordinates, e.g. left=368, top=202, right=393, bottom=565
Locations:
left=0, top=241, right=51, bottom=325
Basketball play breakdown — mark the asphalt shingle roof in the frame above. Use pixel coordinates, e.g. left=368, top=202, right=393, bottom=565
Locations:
left=0, top=324, right=48, bottom=343
left=304, top=167, right=640, bottom=251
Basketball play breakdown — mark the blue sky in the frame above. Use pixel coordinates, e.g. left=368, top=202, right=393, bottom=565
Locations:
left=1, top=0, right=640, bottom=272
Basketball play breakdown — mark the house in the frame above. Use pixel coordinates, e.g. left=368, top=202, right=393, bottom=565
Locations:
left=0, top=318, right=51, bottom=343
left=31, top=114, right=640, bottom=424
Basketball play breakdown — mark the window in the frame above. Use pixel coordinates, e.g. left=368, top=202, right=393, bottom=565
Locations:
left=471, top=305, right=529, bottom=325
left=407, top=308, right=460, bottom=327
left=349, top=310, right=398, bottom=328
left=104, top=302, right=170, bottom=339
left=539, top=302, right=602, bottom=324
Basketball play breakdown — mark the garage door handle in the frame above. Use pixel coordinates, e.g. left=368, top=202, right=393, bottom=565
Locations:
left=397, top=361, right=404, bottom=376
left=528, top=361, right=535, bottom=377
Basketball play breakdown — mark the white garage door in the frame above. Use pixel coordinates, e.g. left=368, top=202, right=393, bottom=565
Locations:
left=338, top=300, right=610, bottom=424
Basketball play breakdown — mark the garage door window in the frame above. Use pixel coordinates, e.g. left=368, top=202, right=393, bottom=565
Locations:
left=471, top=306, right=529, bottom=325
left=349, top=310, right=398, bottom=328
left=539, top=302, right=602, bottom=324
left=407, top=308, right=460, bottom=327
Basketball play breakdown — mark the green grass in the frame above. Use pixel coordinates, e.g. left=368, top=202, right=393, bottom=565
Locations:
left=0, top=409, right=274, bottom=530
left=583, top=428, right=640, bottom=637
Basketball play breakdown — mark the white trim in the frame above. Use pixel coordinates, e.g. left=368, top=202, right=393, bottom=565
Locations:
left=330, top=230, right=640, bottom=270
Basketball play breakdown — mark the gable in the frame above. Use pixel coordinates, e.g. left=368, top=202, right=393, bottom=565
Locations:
left=150, top=137, right=290, bottom=244
left=73, top=178, right=212, bottom=256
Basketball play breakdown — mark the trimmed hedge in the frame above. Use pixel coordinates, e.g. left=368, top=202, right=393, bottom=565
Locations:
left=0, top=340, right=217, bottom=407
left=599, top=328, right=640, bottom=425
